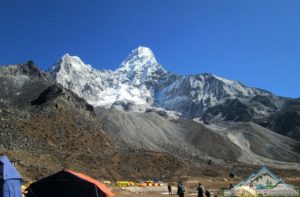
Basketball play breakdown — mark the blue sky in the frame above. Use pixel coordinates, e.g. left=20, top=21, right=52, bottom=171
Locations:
left=0, top=0, right=300, bottom=98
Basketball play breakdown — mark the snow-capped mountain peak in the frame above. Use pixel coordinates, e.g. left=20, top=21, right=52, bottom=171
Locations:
left=60, top=53, right=92, bottom=71
left=131, top=46, right=156, bottom=59
left=122, top=46, right=157, bottom=65
left=119, top=46, right=166, bottom=74
left=48, top=53, right=96, bottom=104
left=49, top=53, right=93, bottom=77
left=48, top=47, right=276, bottom=117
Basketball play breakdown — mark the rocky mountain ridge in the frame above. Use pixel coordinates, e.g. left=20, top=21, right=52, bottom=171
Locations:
left=49, top=47, right=275, bottom=114
left=48, top=46, right=299, bottom=139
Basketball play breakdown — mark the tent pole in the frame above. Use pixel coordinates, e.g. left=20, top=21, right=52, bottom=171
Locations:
left=95, top=184, right=99, bottom=197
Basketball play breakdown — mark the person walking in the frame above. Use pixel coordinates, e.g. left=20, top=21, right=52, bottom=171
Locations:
left=197, top=183, right=205, bottom=197
left=168, top=183, right=172, bottom=195
left=177, top=182, right=185, bottom=197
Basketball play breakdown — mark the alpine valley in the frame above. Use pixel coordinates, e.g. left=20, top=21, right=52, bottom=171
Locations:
left=0, top=46, right=299, bottom=181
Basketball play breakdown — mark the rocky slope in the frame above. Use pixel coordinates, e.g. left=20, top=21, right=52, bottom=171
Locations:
left=95, top=107, right=300, bottom=168
left=0, top=62, right=188, bottom=180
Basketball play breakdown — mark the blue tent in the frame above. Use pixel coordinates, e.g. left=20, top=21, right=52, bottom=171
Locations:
left=0, top=155, right=22, bottom=197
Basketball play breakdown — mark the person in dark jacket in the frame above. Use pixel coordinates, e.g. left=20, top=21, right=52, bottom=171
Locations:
left=197, top=183, right=205, bottom=197
left=168, top=183, right=172, bottom=195
left=177, top=182, right=185, bottom=197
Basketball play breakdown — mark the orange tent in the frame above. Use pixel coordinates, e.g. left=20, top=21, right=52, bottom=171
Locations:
left=67, top=170, right=114, bottom=197
left=26, top=169, right=114, bottom=197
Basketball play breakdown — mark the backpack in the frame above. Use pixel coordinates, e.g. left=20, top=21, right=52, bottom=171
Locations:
left=178, top=185, right=185, bottom=194
left=205, top=190, right=211, bottom=197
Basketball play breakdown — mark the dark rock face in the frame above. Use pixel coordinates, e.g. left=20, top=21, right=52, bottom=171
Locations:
left=199, top=94, right=300, bottom=141
left=31, top=84, right=94, bottom=114
left=262, top=99, right=300, bottom=140
left=201, top=98, right=255, bottom=122
left=250, top=95, right=278, bottom=110
left=31, top=85, right=64, bottom=105
left=0, top=63, right=53, bottom=109
left=1, top=62, right=50, bottom=80
left=145, top=108, right=169, bottom=118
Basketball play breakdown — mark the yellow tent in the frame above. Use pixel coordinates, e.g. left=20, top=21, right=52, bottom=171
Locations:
left=115, top=181, right=135, bottom=187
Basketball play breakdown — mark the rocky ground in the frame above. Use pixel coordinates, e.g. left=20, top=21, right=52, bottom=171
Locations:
left=112, top=174, right=300, bottom=197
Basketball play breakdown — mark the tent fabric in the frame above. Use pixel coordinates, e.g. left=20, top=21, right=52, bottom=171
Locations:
left=26, top=170, right=114, bottom=197
left=67, top=170, right=114, bottom=197
left=3, top=180, right=22, bottom=197
left=0, top=156, right=22, bottom=180
left=0, top=155, right=22, bottom=197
